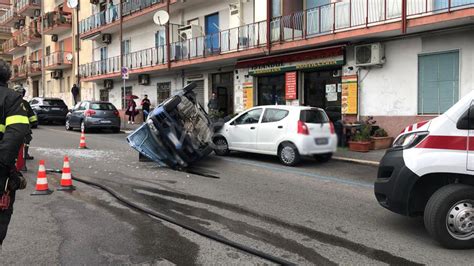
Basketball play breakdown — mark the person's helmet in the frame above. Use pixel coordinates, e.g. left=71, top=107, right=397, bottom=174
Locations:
left=13, top=85, right=26, bottom=97
left=0, top=59, right=11, bottom=83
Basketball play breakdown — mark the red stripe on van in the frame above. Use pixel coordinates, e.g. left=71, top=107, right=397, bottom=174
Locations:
left=416, top=136, right=468, bottom=150
left=417, top=121, right=429, bottom=128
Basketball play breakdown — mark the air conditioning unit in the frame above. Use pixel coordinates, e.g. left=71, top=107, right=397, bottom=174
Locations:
left=51, top=34, right=58, bottom=42
left=102, top=34, right=112, bottom=44
left=13, top=22, right=20, bottom=29
left=178, top=25, right=203, bottom=40
left=138, top=74, right=150, bottom=85
left=355, top=43, right=385, bottom=67
left=18, top=19, right=25, bottom=27
left=51, top=70, right=62, bottom=79
left=33, top=9, right=41, bottom=17
left=104, top=79, right=113, bottom=89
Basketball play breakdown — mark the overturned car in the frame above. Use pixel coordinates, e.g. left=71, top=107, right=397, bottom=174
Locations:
left=127, top=83, right=214, bottom=169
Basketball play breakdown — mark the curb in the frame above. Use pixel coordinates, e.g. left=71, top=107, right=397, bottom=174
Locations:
left=332, top=156, right=380, bottom=167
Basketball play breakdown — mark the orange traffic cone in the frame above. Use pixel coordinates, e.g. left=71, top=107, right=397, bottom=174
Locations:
left=79, top=129, right=87, bottom=149
left=58, top=156, right=75, bottom=191
left=31, top=160, right=53, bottom=195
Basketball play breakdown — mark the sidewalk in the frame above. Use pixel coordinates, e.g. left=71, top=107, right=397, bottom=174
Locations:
left=121, top=122, right=141, bottom=133
left=333, top=147, right=386, bottom=166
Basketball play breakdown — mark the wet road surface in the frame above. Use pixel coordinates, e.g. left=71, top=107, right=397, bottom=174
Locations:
left=2, top=125, right=473, bottom=264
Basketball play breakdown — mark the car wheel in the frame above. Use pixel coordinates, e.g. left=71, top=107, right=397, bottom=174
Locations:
left=80, top=121, right=87, bottom=133
left=424, top=184, right=474, bottom=249
left=163, top=96, right=181, bottom=113
left=278, top=143, right=300, bottom=166
left=314, top=153, right=333, bottom=162
left=213, top=137, right=230, bottom=156
left=65, top=119, right=73, bottom=131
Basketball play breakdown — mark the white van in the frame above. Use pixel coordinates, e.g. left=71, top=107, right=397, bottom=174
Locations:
left=213, top=106, right=338, bottom=166
left=375, top=91, right=474, bottom=249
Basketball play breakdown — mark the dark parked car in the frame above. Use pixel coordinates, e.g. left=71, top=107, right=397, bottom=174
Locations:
left=29, top=97, right=69, bottom=125
left=66, top=101, right=121, bottom=133
left=127, top=83, right=213, bottom=169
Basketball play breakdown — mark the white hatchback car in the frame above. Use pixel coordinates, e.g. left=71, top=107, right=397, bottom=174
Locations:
left=213, top=106, right=338, bottom=166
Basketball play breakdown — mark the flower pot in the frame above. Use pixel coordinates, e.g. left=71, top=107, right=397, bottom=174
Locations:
left=348, top=141, right=371, bottom=152
left=370, top=136, right=394, bottom=150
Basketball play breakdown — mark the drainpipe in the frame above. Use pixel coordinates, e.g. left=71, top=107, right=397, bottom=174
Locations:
left=76, top=3, right=80, bottom=92
left=166, top=0, right=170, bottom=70
left=401, top=0, right=407, bottom=34
left=41, top=0, right=45, bottom=97
left=266, top=0, right=271, bottom=54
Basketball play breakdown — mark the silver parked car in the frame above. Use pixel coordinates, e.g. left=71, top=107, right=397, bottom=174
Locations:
left=66, top=101, right=121, bottom=133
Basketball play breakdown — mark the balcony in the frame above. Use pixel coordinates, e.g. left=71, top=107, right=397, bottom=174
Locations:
left=79, top=0, right=167, bottom=38
left=2, top=37, right=26, bottom=54
left=80, top=55, right=121, bottom=79
left=29, top=60, right=42, bottom=77
left=0, top=7, right=21, bottom=27
left=0, top=26, right=10, bottom=35
left=17, top=0, right=41, bottom=17
left=43, top=11, right=72, bottom=35
left=11, top=63, right=27, bottom=81
left=44, top=51, right=73, bottom=70
left=17, top=27, right=41, bottom=47
left=269, top=0, right=474, bottom=45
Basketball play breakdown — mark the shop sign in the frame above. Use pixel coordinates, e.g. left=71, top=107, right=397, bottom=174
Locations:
left=285, top=72, right=297, bottom=100
left=248, top=55, right=344, bottom=75
left=243, top=82, right=254, bottom=110
left=341, top=75, right=358, bottom=115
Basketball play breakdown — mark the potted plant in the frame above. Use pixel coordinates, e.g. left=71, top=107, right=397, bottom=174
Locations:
left=370, top=128, right=394, bottom=150
left=348, top=123, right=372, bottom=152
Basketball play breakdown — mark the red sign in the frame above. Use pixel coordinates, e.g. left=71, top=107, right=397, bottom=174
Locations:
left=285, top=72, right=297, bottom=100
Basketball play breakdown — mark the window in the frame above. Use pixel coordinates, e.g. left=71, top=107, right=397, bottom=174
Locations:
left=188, top=18, right=199, bottom=25
left=90, top=103, right=116, bottom=110
left=418, top=51, right=459, bottom=115
left=234, top=108, right=263, bottom=125
left=46, top=46, right=51, bottom=56
left=60, top=78, right=65, bottom=93
left=155, top=31, right=166, bottom=48
left=272, top=0, right=281, bottom=18
left=43, top=99, right=67, bottom=106
left=157, top=82, right=171, bottom=104
left=78, top=102, right=88, bottom=110
left=122, top=39, right=130, bottom=55
left=300, top=109, right=328, bottom=123
left=100, top=89, right=109, bottom=102
left=262, top=108, right=289, bottom=123
left=30, top=99, right=39, bottom=105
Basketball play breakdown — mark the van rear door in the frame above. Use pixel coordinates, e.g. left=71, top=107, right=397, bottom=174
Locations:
left=467, top=102, right=474, bottom=171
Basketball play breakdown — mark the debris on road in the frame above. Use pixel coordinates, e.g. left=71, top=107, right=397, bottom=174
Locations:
left=127, top=83, right=214, bottom=169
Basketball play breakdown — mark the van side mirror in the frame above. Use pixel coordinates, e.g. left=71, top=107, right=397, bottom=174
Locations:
left=457, top=106, right=474, bottom=130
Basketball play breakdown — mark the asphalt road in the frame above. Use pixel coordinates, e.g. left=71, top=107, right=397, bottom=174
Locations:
left=2, top=125, right=473, bottom=264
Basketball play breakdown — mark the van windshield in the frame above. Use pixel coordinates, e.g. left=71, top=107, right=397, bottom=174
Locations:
left=300, top=109, right=328, bottom=124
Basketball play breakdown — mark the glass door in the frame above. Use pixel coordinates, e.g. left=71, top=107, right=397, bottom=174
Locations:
left=205, top=13, right=220, bottom=54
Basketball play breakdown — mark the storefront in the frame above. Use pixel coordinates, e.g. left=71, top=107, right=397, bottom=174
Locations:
left=235, top=46, right=346, bottom=122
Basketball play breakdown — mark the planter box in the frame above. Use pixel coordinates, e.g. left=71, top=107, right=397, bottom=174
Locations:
left=348, top=141, right=371, bottom=152
left=370, top=137, right=394, bottom=150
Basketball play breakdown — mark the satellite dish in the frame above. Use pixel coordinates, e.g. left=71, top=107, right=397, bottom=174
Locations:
left=66, top=53, right=73, bottom=61
left=67, top=0, right=78, bottom=9
left=153, top=10, right=169, bottom=26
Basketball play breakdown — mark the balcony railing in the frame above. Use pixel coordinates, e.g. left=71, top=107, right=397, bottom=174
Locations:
left=79, top=0, right=163, bottom=35
left=17, top=27, right=41, bottom=46
left=80, top=55, right=121, bottom=78
left=44, top=51, right=73, bottom=68
left=270, top=0, right=474, bottom=42
left=17, top=0, right=41, bottom=12
left=2, top=38, right=18, bottom=53
left=0, top=26, right=10, bottom=34
left=0, top=7, right=17, bottom=26
left=29, top=60, right=42, bottom=74
left=43, top=11, right=72, bottom=33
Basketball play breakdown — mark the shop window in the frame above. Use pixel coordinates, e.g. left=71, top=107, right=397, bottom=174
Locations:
left=234, top=108, right=263, bottom=125
left=262, top=108, right=289, bottom=123
left=418, top=51, right=459, bottom=115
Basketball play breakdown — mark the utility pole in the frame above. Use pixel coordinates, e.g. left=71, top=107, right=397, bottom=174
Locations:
left=76, top=2, right=80, bottom=96
left=41, top=0, right=45, bottom=97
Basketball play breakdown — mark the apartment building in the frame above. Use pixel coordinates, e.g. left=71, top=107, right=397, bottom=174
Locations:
left=0, top=0, right=12, bottom=65
left=78, top=0, right=474, bottom=136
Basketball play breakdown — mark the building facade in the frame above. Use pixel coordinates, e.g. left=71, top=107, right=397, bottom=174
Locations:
left=73, top=0, right=473, bottom=136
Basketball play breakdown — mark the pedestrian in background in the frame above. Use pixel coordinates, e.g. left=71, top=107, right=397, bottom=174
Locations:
left=141, top=95, right=151, bottom=122
left=126, top=99, right=137, bottom=124
left=207, top=92, right=220, bottom=121
left=0, top=59, right=28, bottom=248
left=71, top=84, right=79, bottom=105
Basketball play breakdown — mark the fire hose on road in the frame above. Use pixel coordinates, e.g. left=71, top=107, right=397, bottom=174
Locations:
left=45, top=169, right=293, bottom=265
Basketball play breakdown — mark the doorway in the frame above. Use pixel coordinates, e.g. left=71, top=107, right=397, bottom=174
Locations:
left=303, top=70, right=341, bottom=122
left=211, top=72, right=234, bottom=116
left=32, top=80, right=39, bottom=97
left=257, top=74, right=286, bottom=105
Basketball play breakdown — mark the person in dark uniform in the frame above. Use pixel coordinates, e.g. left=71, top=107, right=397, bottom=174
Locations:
left=71, top=84, right=79, bottom=105
left=140, top=94, right=151, bottom=122
left=0, top=60, right=29, bottom=248
left=13, top=85, right=36, bottom=160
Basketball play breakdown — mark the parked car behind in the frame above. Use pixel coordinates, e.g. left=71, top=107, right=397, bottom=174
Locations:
left=213, top=106, right=338, bottom=166
left=29, top=97, right=68, bottom=125
left=66, top=101, right=121, bottom=133
left=127, top=83, right=213, bottom=169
